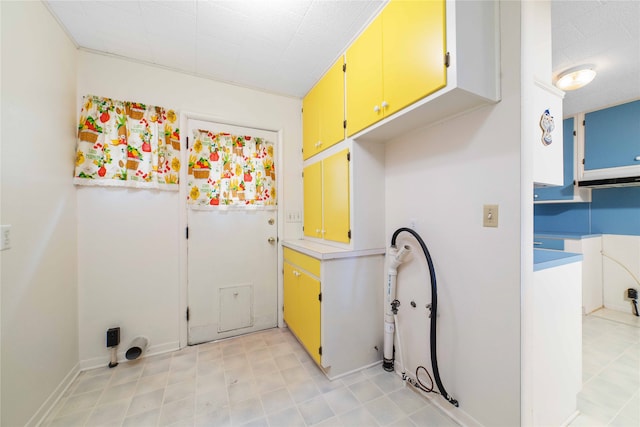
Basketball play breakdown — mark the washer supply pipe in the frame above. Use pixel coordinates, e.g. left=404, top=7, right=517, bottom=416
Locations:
left=383, top=244, right=411, bottom=372
left=390, top=227, right=458, bottom=408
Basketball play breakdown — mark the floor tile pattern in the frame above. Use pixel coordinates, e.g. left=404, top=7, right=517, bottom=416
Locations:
left=42, top=328, right=458, bottom=427
left=43, top=310, right=638, bottom=427
left=569, top=310, right=639, bottom=427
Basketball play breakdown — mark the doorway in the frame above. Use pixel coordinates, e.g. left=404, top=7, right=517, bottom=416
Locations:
left=185, top=119, right=279, bottom=345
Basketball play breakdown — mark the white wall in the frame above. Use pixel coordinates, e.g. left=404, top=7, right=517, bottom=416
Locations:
left=602, top=235, right=640, bottom=313
left=384, top=2, right=523, bottom=426
left=0, top=2, right=79, bottom=426
left=76, top=52, right=302, bottom=368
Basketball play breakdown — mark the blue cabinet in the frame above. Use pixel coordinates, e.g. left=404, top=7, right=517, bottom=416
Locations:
left=535, top=118, right=575, bottom=201
left=584, top=100, right=640, bottom=170
left=533, top=238, right=565, bottom=250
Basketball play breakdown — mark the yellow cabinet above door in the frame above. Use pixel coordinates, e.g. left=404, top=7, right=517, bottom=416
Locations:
left=303, top=57, right=345, bottom=160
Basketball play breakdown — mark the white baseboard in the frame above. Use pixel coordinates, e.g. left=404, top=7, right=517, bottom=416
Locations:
left=28, top=362, right=81, bottom=427
left=393, top=370, right=484, bottom=427
left=80, top=341, right=180, bottom=371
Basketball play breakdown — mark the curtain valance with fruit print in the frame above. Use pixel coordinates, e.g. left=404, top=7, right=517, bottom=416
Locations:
left=187, top=129, right=276, bottom=209
left=73, top=95, right=181, bottom=190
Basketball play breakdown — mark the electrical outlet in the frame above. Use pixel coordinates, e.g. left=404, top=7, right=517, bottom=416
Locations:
left=1, top=225, right=11, bottom=250
left=483, top=205, right=499, bottom=227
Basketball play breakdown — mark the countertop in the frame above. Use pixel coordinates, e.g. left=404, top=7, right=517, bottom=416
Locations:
left=282, top=239, right=385, bottom=260
left=534, top=249, right=583, bottom=271
left=534, top=232, right=602, bottom=240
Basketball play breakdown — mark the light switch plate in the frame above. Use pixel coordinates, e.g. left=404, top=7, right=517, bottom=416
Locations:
left=483, top=205, right=499, bottom=227
left=286, top=211, right=301, bottom=223
left=1, top=225, right=11, bottom=250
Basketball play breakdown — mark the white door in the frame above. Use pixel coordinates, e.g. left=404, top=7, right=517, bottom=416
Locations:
left=186, top=119, right=278, bottom=345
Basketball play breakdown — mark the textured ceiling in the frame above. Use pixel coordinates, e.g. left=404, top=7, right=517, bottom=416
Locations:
left=552, top=0, right=640, bottom=116
left=46, top=0, right=639, bottom=115
left=45, top=0, right=385, bottom=98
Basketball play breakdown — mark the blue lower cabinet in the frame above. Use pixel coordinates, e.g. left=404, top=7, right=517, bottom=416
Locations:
left=533, top=238, right=564, bottom=250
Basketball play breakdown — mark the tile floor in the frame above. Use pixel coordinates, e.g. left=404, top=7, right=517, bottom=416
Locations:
left=569, top=309, right=640, bottom=427
left=42, top=309, right=640, bottom=427
left=42, top=328, right=458, bottom=427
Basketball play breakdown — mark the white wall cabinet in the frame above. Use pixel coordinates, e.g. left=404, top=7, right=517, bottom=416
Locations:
left=531, top=81, right=565, bottom=186
left=534, top=117, right=591, bottom=203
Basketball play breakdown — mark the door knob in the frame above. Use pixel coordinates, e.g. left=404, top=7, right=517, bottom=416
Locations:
left=268, top=237, right=276, bottom=244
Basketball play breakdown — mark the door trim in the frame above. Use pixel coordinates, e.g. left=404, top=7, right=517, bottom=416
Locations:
left=178, top=111, right=285, bottom=349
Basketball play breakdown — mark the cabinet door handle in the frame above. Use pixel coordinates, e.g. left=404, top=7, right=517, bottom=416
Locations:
left=534, top=241, right=542, bottom=245
left=373, top=105, right=380, bottom=113
left=316, top=228, right=321, bottom=234
left=293, top=270, right=301, bottom=277
left=635, top=155, right=640, bottom=161
left=321, top=229, right=326, bottom=235
left=381, top=101, right=388, bottom=109
left=534, top=194, right=539, bottom=199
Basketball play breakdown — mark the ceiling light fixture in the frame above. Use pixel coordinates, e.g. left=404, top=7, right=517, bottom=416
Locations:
left=555, top=65, right=597, bottom=91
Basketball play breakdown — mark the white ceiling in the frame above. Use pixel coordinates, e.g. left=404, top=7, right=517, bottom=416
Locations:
left=46, top=0, right=639, bottom=116
left=552, top=0, right=640, bottom=116
left=45, top=0, right=385, bottom=99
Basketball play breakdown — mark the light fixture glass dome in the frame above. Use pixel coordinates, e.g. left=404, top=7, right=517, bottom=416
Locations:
left=555, top=66, right=597, bottom=91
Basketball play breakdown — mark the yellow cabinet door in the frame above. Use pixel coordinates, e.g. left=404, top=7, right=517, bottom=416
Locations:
left=283, top=260, right=321, bottom=365
left=383, top=0, right=447, bottom=116
left=346, top=14, right=383, bottom=137
left=283, top=262, right=299, bottom=337
left=303, top=162, right=322, bottom=239
left=303, top=57, right=345, bottom=160
left=319, top=57, right=346, bottom=152
left=302, top=83, right=321, bottom=159
left=322, top=149, right=350, bottom=243
left=297, top=270, right=321, bottom=365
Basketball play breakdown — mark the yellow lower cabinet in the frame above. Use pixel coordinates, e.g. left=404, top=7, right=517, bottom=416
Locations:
left=283, top=250, right=321, bottom=365
left=283, top=246, right=385, bottom=379
left=296, top=270, right=321, bottom=365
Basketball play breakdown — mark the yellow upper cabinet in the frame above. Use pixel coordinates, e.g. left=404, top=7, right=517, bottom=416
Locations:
left=303, top=161, right=323, bottom=239
left=346, top=0, right=446, bottom=137
left=345, top=14, right=383, bottom=138
left=383, top=0, right=446, bottom=116
left=322, top=149, right=350, bottom=243
left=302, top=57, right=346, bottom=160
left=303, top=148, right=351, bottom=244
